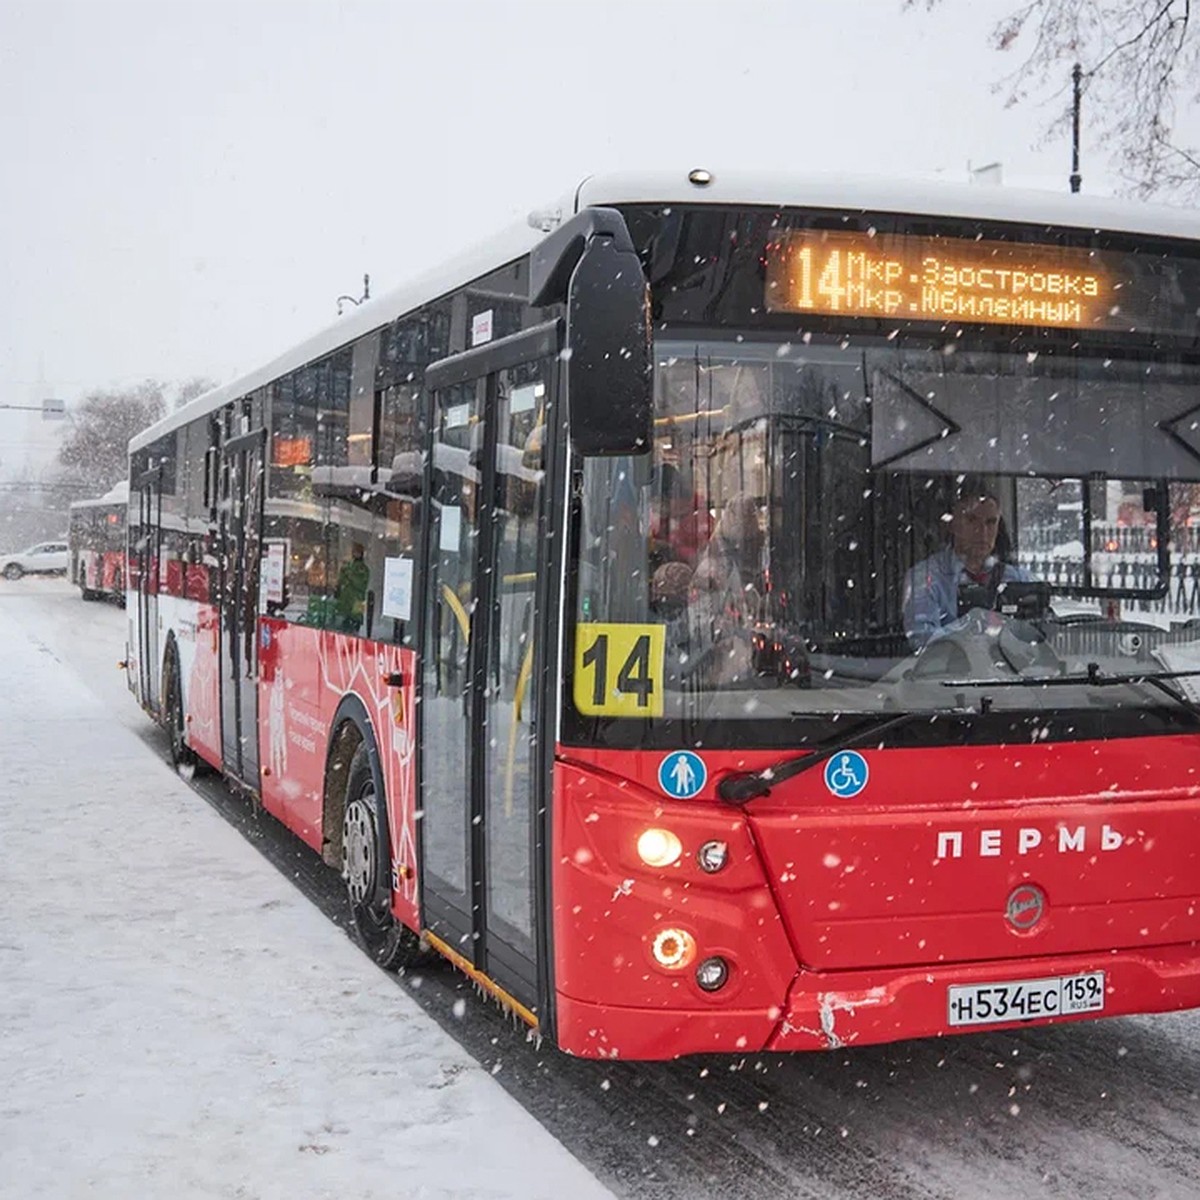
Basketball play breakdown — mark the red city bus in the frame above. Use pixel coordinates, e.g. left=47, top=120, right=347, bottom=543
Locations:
left=69, top=480, right=128, bottom=603
left=127, top=171, right=1200, bottom=1059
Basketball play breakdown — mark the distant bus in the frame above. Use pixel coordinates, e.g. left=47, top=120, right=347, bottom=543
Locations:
left=127, top=170, right=1200, bottom=1060
left=69, top=480, right=128, bottom=603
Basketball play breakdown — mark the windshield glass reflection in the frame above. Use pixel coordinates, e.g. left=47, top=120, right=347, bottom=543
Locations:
left=572, top=336, right=1200, bottom=725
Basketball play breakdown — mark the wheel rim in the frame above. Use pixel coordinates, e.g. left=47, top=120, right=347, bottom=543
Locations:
left=343, top=786, right=379, bottom=909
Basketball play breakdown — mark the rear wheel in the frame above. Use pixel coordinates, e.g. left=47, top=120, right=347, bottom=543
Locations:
left=162, top=647, right=196, bottom=772
left=3, top=563, right=23, bottom=581
left=342, top=742, right=424, bottom=970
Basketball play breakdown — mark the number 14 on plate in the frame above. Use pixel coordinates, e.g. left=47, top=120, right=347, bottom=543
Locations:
left=574, top=623, right=666, bottom=718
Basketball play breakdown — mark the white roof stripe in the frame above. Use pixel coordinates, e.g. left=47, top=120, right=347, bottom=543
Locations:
left=130, top=169, right=1200, bottom=454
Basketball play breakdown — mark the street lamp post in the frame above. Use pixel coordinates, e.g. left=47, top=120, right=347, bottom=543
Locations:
left=1070, top=62, right=1083, bottom=195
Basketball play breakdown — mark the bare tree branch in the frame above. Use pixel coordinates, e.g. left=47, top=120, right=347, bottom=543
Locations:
left=58, top=381, right=167, bottom=494
left=909, top=0, right=1200, bottom=200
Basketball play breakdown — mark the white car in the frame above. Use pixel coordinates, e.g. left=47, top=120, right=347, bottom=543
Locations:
left=1, top=540, right=70, bottom=580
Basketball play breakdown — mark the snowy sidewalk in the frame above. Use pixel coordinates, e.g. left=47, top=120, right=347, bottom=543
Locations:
left=0, top=609, right=611, bottom=1200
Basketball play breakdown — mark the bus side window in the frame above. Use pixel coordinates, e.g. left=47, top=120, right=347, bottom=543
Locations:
left=365, top=378, right=423, bottom=645
left=369, top=312, right=438, bottom=645
left=266, top=369, right=326, bottom=625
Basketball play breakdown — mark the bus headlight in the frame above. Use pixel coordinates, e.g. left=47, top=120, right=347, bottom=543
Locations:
left=651, top=927, right=696, bottom=970
left=638, top=827, right=682, bottom=868
left=697, top=840, right=729, bottom=873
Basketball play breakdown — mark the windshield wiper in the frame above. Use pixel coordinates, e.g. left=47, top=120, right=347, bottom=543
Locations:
left=717, top=712, right=920, bottom=805
left=940, top=663, right=1200, bottom=716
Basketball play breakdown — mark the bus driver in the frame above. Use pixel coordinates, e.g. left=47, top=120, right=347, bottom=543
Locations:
left=903, top=481, right=1031, bottom=648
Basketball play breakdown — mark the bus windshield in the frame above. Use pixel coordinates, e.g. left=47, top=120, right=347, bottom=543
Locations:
left=570, top=334, right=1200, bottom=741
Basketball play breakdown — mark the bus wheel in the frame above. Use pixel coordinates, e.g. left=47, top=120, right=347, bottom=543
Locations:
left=163, top=646, right=196, bottom=773
left=342, top=742, right=423, bottom=971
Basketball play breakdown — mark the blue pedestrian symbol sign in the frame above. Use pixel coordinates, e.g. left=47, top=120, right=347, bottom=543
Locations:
left=824, top=750, right=868, bottom=798
left=658, top=751, right=707, bottom=799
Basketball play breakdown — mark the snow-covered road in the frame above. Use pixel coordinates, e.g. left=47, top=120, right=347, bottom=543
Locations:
left=8, top=578, right=1200, bottom=1200
left=0, top=580, right=611, bottom=1200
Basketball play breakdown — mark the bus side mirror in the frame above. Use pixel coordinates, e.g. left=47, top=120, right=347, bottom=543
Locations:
left=531, top=207, right=652, bottom=458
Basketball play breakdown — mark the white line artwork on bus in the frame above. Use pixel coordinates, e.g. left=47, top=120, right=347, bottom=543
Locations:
left=319, top=632, right=418, bottom=908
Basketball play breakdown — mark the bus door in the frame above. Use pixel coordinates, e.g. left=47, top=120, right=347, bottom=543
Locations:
left=132, top=467, right=162, bottom=711
left=218, top=427, right=266, bottom=787
left=420, top=321, right=560, bottom=1014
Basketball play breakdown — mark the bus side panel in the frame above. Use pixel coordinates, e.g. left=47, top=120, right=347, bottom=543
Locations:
left=157, top=586, right=221, bottom=770
left=258, top=617, right=323, bottom=840
left=101, top=550, right=125, bottom=596
left=175, top=558, right=220, bottom=766
left=80, top=549, right=97, bottom=590
left=186, top=600, right=222, bottom=769
left=317, top=630, right=419, bottom=933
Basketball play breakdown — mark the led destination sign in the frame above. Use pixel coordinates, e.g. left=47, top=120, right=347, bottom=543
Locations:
left=765, top=228, right=1191, bottom=334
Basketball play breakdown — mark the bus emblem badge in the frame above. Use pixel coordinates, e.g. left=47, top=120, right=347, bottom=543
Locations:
left=824, top=750, right=868, bottom=798
left=1006, top=884, right=1046, bottom=931
left=658, top=751, right=706, bottom=799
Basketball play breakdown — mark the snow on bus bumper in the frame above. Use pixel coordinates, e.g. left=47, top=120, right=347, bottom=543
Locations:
left=769, top=945, right=1200, bottom=1052
left=555, top=993, right=783, bottom=1060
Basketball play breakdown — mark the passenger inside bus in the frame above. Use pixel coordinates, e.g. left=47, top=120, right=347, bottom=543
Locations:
left=650, top=559, right=692, bottom=618
left=692, top=493, right=765, bottom=603
left=334, top=541, right=370, bottom=633
left=903, top=479, right=1032, bottom=648
left=648, top=463, right=711, bottom=573
left=687, top=493, right=769, bottom=685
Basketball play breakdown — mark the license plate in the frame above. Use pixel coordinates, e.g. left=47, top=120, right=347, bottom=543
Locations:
left=947, top=971, right=1105, bottom=1027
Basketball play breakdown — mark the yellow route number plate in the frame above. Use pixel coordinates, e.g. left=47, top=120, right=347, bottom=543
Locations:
left=573, top=623, right=666, bottom=718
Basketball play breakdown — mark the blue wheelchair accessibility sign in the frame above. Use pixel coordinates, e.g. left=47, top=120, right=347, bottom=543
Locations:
left=658, top=751, right=707, bottom=799
left=824, top=750, right=869, bottom=798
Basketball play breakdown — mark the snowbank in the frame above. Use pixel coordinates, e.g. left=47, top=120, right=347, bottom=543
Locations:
left=0, top=609, right=610, bottom=1200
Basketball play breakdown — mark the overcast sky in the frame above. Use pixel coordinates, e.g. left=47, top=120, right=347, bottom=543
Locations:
left=1, top=0, right=1193, bottom=441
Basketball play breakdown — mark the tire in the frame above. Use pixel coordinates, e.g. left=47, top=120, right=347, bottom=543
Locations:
left=342, top=741, right=424, bottom=970
left=3, top=563, right=23, bottom=581
left=162, top=646, right=197, bottom=772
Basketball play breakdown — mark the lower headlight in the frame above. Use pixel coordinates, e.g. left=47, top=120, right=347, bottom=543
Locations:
left=651, top=927, right=696, bottom=969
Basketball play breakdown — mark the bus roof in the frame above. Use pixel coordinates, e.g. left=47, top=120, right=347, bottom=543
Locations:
left=576, top=169, right=1200, bottom=241
left=131, top=169, right=1200, bottom=454
left=69, top=479, right=129, bottom=510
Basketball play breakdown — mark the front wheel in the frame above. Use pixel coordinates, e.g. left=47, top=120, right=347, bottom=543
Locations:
left=342, top=742, right=424, bottom=971
left=3, top=563, right=23, bottom=581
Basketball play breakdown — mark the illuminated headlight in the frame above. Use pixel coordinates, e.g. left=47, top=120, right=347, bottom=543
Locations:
left=651, top=927, right=696, bottom=969
left=695, top=957, right=729, bottom=992
left=697, top=840, right=729, bottom=873
left=637, top=827, right=682, bottom=868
